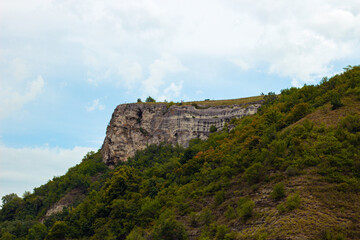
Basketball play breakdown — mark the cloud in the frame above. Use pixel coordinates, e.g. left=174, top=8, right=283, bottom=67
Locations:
left=86, top=99, right=105, bottom=112
left=158, top=81, right=184, bottom=102
left=0, top=75, right=44, bottom=119
left=0, top=145, right=94, bottom=199
left=117, top=60, right=143, bottom=88
left=196, top=90, right=203, bottom=96
left=142, top=54, right=186, bottom=98
left=2, top=0, right=360, bottom=89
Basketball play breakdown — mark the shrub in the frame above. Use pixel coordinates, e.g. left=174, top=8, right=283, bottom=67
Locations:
left=210, top=125, right=217, bottom=133
left=0, top=232, right=16, bottom=240
left=167, top=101, right=175, bottom=109
left=145, top=96, right=156, bottom=103
left=225, top=205, right=237, bottom=220
left=340, top=114, right=360, bottom=133
left=276, top=193, right=301, bottom=213
left=286, top=103, right=309, bottom=123
left=189, top=212, right=199, bottom=227
left=285, top=165, right=298, bottom=177
left=155, top=217, right=188, bottom=240
left=286, top=193, right=301, bottom=211
left=28, top=223, right=47, bottom=240
left=276, top=202, right=286, bottom=214
left=140, top=198, right=161, bottom=220
left=271, top=183, right=286, bottom=200
left=126, top=228, right=146, bottom=240
left=263, top=92, right=278, bottom=106
left=45, top=221, right=70, bottom=240
left=237, top=198, right=255, bottom=222
left=200, top=208, right=213, bottom=226
left=215, top=225, right=230, bottom=240
left=244, top=162, right=263, bottom=185
left=330, top=93, right=343, bottom=110
left=214, top=191, right=225, bottom=206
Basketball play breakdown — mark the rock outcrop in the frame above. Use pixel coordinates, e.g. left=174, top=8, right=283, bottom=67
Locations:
left=102, top=102, right=262, bottom=165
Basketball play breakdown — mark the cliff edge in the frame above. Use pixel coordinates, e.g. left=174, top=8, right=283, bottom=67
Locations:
left=101, top=101, right=262, bottom=165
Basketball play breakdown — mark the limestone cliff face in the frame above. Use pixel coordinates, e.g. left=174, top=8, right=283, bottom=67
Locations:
left=102, top=102, right=262, bottom=165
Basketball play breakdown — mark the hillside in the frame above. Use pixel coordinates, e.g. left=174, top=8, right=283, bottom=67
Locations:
left=1, top=66, right=360, bottom=240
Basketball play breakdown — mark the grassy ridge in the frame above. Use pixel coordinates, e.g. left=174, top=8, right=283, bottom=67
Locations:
left=137, top=95, right=264, bottom=107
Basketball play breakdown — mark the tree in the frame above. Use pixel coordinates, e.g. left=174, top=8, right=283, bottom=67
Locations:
left=1, top=193, right=19, bottom=207
left=145, top=96, right=156, bottom=103
left=155, top=217, right=188, bottom=240
left=0, top=232, right=16, bottom=240
left=28, top=223, right=47, bottom=240
left=263, top=92, right=277, bottom=106
left=0, top=194, right=23, bottom=221
left=45, top=221, right=70, bottom=240
left=210, top=125, right=217, bottom=133
left=244, top=162, right=263, bottom=184
left=330, top=92, right=343, bottom=110
left=137, top=98, right=142, bottom=103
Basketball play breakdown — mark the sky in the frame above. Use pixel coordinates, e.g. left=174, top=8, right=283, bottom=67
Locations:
left=1, top=0, right=360, bottom=200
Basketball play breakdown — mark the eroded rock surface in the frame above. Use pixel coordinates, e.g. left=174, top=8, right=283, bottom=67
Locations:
left=102, top=102, right=262, bottom=165
left=42, top=188, right=85, bottom=221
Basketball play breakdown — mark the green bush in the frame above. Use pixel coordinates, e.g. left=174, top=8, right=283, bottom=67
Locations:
left=237, top=198, right=255, bottom=222
left=214, top=191, right=225, bottom=206
left=154, top=217, right=188, bottom=240
left=210, top=125, right=217, bottom=133
left=45, top=221, right=70, bottom=240
left=286, top=103, right=310, bottom=123
left=28, top=223, right=47, bottom=240
left=286, top=193, right=301, bottom=211
left=225, top=205, right=237, bottom=220
left=126, top=228, right=146, bottom=240
left=0, top=232, right=16, bottom=240
left=200, top=208, right=213, bottom=226
left=145, top=96, right=156, bottom=103
left=244, top=162, right=263, bottom=185
left=189, top=212, right=199, bottom=227
left=285, top=165, right=298, bottom=177
left=340, top=114, right=360, bottom=133
left=276, top=202, right=286, bottom=214
left=271, top=183, right=286, bottom=200
left=276, top=193, right=301, bottom=213
left=215, top=225, right=230, bottom=240
left=330, top=92, right=343, bottom=110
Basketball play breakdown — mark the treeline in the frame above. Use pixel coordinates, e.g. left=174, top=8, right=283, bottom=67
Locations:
left=1, top=66, right=360, bottom=239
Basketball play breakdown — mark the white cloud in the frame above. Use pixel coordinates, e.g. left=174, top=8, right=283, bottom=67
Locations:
left=117, top=60, right=143, bottom=88
left=86, top=99, right=105, bottom=112
left=0, top=75, right=44, bottom=119
left=0, top=145, right=94, bottom=199
left=196, top=90, right=203, bottom=96
left=142, top=54, right=186, bottom=98
left=2, top=0, right=360, bottom=88
left=158, top=81, right=184, bottom=102
left=231, top=59, right=252, bottom=71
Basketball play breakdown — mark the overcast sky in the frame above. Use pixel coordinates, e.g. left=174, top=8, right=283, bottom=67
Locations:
left=1, top=0, right=360, bottom=199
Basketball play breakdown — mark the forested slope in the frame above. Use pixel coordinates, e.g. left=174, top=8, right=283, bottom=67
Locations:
left=1, top=66, right=360, bottom=239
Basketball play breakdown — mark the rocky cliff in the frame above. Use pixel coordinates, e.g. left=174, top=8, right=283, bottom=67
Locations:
left=101, top=101, right=262, bottom=165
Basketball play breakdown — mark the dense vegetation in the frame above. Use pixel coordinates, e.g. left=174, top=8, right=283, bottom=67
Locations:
left=1, top=66, right=360, bottom=239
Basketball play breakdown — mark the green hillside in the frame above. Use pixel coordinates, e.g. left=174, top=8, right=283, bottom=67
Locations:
left=1, top=66, right=360, bottom=239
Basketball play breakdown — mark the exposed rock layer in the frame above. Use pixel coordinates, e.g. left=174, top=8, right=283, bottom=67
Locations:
left=102, top=102, right=262, bottom=165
